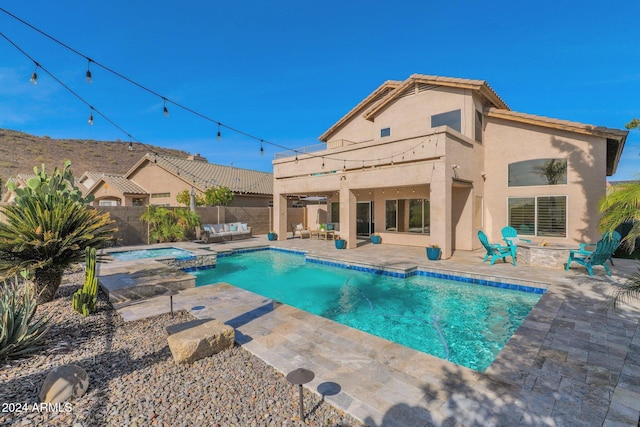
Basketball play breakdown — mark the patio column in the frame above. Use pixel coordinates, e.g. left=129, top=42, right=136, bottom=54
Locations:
left=272, top=192, right=288, bottom=241
left=339, top=187, right=357, bottom=249
left=430, top=162, right=452, bottom=258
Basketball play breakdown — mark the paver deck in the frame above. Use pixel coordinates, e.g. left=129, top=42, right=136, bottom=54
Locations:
left=110, top=236, right=640, bottom=426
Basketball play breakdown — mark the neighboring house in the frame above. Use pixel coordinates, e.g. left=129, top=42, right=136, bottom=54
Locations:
left=2, top=174, right=36, bottom=204
left=4, top=154, right=274, bottom=208
left=272, top=73, right=628, bottom=258
left=84, top=153, right=274, bottom=207
left=79, top=172, right=149, bottom=206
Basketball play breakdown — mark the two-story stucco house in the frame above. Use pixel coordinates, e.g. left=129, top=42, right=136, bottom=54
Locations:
left=272, top=74, right=628, bottom=259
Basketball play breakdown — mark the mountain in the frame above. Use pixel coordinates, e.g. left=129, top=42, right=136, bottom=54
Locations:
left=0, top=128, right=190, bottom=187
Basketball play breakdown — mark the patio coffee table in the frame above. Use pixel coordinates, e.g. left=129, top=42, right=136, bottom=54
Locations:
left=312, top=230, right=335, bottom=240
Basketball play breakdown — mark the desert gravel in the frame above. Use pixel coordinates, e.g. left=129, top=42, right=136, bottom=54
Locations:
left=0, top=268, right=364, bottom=426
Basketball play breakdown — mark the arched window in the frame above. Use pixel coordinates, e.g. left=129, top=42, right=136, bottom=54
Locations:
left=508, top=159, right=567, bottom=187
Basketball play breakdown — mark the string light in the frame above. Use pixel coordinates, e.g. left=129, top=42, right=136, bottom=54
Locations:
left=163, top=98, right=169, bottom=117
left=295, top=152, right=298, bottom=164
left=85, top=58, right=92, bottom=83
left=128, top=142, right=133, bottom=151
left=343, top=160, right=346, bottom=171
left=29, top=63, right=38, bottom=84
left=87, top=107, right=94, bottom=125
left=321, top=157, right=325, bottom=169
left=260, top=140, right=264, bottom=156
left=2, top=11, right=444, bottom=170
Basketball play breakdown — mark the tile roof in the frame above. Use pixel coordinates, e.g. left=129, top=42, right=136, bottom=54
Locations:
left=143, top=154, right=273, bottom=195
left=100, top=173, right=148, bottom=194
left=485, top=108, right=628, bottom=138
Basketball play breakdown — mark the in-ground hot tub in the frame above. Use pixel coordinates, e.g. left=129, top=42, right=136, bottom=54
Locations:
left=517, top=242, right=577, bottom=269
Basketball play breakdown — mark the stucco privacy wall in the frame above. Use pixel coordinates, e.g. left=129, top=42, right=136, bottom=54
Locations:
left=483, top=117, right=606, bottom=245
left=96, top=206, right=303, bottom=246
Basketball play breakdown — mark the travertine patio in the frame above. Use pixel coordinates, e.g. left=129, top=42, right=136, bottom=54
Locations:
left=110, top=236, right=640, bottom=426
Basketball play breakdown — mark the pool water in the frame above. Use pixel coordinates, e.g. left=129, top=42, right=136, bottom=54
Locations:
left=109, top=247, right=195, bottom=261
left=192, top=250, right=541, bottom=371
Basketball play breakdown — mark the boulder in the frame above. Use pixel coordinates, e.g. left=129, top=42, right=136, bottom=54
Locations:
left=39, top=364, right=89, bottom=404
left=166, top=319, right=234, bottom=364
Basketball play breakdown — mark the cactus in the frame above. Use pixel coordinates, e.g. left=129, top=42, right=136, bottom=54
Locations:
left=72, top=247, right=98, bottom=317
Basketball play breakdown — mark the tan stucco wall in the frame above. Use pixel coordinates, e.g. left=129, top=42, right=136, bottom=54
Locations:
left=484, top=117, right=606, bottom=245
left=273, top=82, right=616, bottom=256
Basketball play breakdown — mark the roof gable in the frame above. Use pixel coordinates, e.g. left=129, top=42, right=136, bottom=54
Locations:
left=363, top=74, right=509, bottom=121
left=318, top=80, right=402, bottom=142
left=319, top=74, right=509, bottom=143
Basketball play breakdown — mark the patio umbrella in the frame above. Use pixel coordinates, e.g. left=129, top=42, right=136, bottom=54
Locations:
left=190, top=186, right=196, bottom=212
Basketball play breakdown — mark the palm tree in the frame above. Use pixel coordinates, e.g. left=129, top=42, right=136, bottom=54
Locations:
left=0, top=179, right=116, bottom=304
left=599, top=181, right=640, bottom=253
left=533, top=159, right=567, bottom=185
left=600, top=181, right=640, bottom=309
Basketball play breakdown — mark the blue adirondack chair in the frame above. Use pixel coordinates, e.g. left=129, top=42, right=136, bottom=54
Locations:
left=478, top=230, right=516, bottom=266
left=565, top=232, right=621, bottom=276
left=501, top=226, right=532, bottom=260
left=567, top=231, right=621, bottom=267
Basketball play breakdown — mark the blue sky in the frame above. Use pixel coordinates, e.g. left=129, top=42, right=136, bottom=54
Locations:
left=1, top=1, right=639, bottom=179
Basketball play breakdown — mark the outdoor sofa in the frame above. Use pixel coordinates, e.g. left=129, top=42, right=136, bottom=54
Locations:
left=201, top=222, right=252, bottom=243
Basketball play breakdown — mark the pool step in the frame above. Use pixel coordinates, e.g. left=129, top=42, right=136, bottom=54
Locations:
left=97, top=260, right=196, bottom=309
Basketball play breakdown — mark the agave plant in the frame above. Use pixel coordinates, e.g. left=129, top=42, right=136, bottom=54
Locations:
left=0, top=276, right=50, bottom=360
left=0, top=162, right=116, bottom=304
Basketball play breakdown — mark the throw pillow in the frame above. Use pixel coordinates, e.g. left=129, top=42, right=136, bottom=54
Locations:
left=229, top=225, right=238, bottom=232
left=241, top=223, right=248, bottom=231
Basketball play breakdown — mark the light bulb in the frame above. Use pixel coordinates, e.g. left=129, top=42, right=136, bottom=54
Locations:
left=128, top=142, right=133, bottom=151
left=217, top=124, right=221, bottom=141
left=88, top=112, right=94, bottom=126
left=163, top=99, right=169, bottom=117
left=86, top=59, right=93, bottom=83
left=260, top=141, right=264, bottom=156
left=30, top=72, right=37, bottom=85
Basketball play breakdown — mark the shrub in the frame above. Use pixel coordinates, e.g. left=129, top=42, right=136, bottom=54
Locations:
left=0, top=276, right=50, bottom=360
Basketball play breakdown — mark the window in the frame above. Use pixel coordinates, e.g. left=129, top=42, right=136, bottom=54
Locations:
left=385, top=200, right=397, bottom=231
left=508, top=159, right=567, bottom=187
left=508, top=196, right=566, bottom=237
left=330, top=202, right=340, bottom=224
left=99, top=200, right=119, bottom=206
left=474, top=110, right=483, bottom=143
left=431, top=109, right=461, bottom=133
left=380, top=127, right=391, bottom=137
left=385, top=199, right=430, bottom=234
left=151, top=192, right=170, bottom=198
left=132, top=198, right=146, bottom=206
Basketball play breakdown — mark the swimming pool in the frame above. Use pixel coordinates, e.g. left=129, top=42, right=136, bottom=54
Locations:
left=192, top=249, right=542, bottom=371
left=109, top=247, right=195, bottom=261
